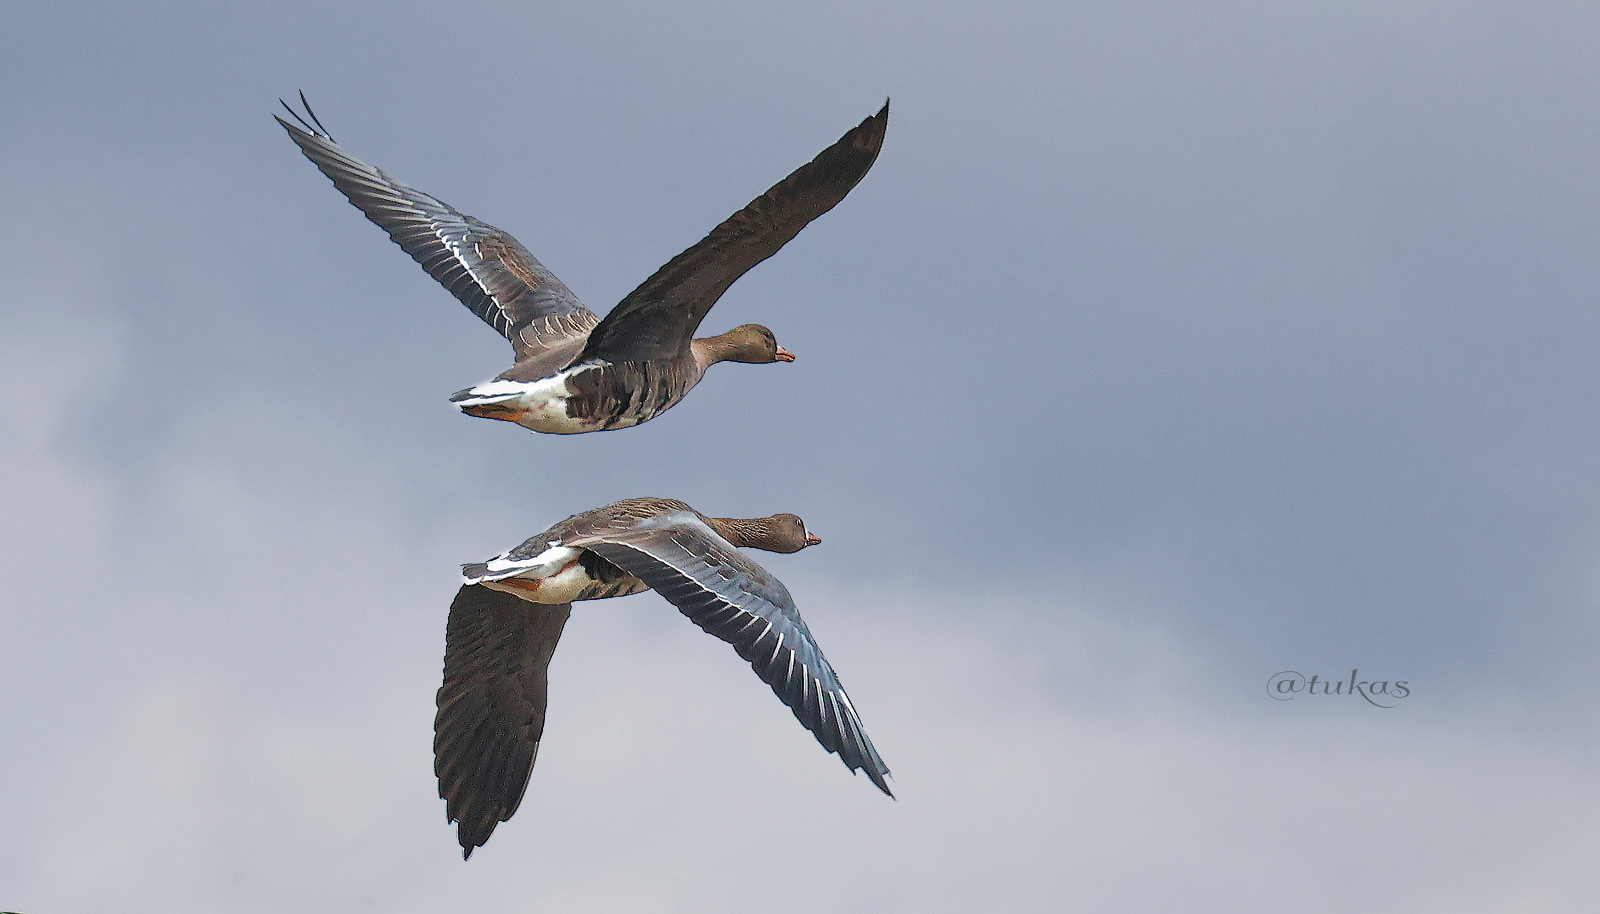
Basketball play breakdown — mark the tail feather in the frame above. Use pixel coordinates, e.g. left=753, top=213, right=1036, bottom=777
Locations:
left=450, top=378, right=534, bottom=404
left=451, top=384, right=505, bottom=401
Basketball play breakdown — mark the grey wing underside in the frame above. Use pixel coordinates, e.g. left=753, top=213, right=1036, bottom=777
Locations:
left=571, top=517, right=893, bottom=796
left=577, top=101, right=890, bottom=364
left=276, top=102, right=598, bottom=358
left=434, top=584, right=571, bottom=858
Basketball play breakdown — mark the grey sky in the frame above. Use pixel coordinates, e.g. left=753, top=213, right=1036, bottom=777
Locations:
left=4, top=0, right=1600, bottom=910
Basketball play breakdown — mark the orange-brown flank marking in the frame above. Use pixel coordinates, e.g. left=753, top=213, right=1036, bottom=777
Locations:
left=492, top=558, right=582, bottom=598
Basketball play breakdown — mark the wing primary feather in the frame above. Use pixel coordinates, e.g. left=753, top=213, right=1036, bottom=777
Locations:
left=298, top=90, right=334, bottom=138
left=433, top=586, right=570, bottom=855
left=766, top=632, right=786, bottom=673
left=279, top=98, right=318, bottom=136
left=832, top=697, right=857, bottom=768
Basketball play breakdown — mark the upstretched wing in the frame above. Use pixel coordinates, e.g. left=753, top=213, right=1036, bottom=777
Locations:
left=434, top=584, right=571, bottom=858
left=569, top=513, right=892, bottom=795
left=577, top=101, right=889, bottom=364
left=277, top=99, right=597, bottom=358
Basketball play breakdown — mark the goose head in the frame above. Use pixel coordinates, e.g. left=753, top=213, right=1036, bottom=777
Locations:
left=701, top=324, right=795, bottom=365
left=712, top=513, right=821, bottom=553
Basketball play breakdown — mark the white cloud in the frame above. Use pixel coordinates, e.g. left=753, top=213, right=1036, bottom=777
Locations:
left=9, top=584, right=1598, bottom=913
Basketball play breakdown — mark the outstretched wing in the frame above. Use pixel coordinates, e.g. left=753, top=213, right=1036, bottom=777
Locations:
left=570, top=513, right=892, bottom=795
left=277, top=98, right=597, bottom=358
left=577, top=101, right=889, bottom=364
left=434, top=584, right=571, bottom=858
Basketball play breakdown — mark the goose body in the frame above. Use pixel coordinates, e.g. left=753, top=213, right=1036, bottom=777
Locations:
left=448, top=359, right=620, bottom=436
left=277, top=97, right=887, bottom=434
left=436, top=497, right=891, bottom=857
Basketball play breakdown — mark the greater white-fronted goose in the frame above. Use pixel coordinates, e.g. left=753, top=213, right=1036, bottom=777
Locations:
left=277, top=96, right=888, bottom=434
left=436, top=497, right=890, bottom=857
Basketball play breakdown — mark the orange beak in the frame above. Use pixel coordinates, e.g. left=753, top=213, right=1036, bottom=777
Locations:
left=805, top=533, right=822, bottom=546
left=775, top=347, right=796, bottom=362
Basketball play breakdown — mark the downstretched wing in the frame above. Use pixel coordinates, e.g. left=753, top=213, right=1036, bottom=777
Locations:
left=434, top=584, right=571, bottom=858
left=577, top=101, right=889, bottom=364
left=277, top=100, right=597, bottom=358
left=569, top=513, right=892, bottom=795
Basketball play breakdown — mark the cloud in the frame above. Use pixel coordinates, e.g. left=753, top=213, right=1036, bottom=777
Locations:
left=10, top=580, right=1600, bottom=912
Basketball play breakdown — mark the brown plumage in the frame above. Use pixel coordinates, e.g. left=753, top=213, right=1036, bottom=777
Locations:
left=435, top=498, right=890, bottom=858
left=277, top=95, right=888, bottom=434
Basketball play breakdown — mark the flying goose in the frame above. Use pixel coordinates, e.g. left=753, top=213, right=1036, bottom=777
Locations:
left=277, top=96, right=888, bottom=434
left=436, top=497, right=891, bottom=857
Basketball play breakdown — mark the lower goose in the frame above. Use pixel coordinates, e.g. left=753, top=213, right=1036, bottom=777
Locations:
left=435, top=497, right=891, bottom=858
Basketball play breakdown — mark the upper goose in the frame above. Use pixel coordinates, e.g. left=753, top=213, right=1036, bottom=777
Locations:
left=436, top=497, right=891, bottom=858
left=277, top=95, right=888, bottom=435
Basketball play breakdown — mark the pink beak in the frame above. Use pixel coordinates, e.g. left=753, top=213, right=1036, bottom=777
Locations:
left=805, top=533, right=822, bottom=546
left=775, top=347, right=796, bottom=362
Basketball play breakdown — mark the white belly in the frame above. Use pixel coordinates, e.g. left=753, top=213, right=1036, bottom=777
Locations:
left=472, top=544, right=597, bottom=604
left=453, top=362, right=609, bottom=435
left=482, top=559, right=596, bottom=604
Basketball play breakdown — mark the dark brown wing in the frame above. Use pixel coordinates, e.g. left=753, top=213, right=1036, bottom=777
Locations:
left=277, top=100, right=597, bottom=358
left=567, top=510, right=893, bottom=796
left=434, top=584, right=571, bottom=858
left=576, top=101, right=889, bottom=364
